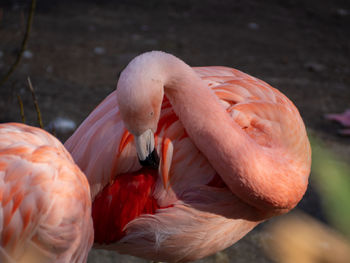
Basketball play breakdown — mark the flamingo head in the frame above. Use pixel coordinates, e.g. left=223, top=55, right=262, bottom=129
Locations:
left=116, top=54, right=165, bottom=169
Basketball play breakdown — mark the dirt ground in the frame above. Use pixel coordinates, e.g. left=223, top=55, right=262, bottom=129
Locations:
left=0, top=0, right=349, bottom=262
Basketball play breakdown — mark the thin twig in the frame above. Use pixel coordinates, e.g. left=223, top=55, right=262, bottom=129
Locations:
left=27, top=76, right=43, bottom=128
left=16, top=94, right=26, bottom=124
left=0, top=8, right=4, bottom=27
left=0, top=0, right=37, bottom=88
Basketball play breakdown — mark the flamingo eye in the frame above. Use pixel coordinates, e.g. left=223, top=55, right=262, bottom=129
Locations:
left=150, top=111, right=154, bottom=116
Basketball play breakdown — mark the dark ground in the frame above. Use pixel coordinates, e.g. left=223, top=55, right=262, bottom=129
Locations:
left=0, top=0, right=349, bottom=262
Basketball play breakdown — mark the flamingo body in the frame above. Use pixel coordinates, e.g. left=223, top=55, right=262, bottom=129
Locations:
left=65, top=51, right=311, bottom=262
left=0, top=123, right=93, bottom=263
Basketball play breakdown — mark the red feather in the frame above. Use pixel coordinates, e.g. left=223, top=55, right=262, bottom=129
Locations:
left=92, top=168, right=159, bottom=244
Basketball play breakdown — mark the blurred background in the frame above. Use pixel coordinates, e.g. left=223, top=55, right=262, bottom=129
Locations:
left=0, top=0, right=349, bottom=262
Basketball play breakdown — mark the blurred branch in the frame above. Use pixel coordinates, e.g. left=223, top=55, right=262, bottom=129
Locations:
left=16, top=94, right=26, bottom=123
left=265, top=211, right=350, bottom=263
left=0, top=0, right=37, bottom=88
left=27, top=77, right=43, bottom=129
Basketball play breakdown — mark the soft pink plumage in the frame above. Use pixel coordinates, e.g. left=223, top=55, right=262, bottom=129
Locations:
left=0, top=123, right=93, bottom=263
left=65, top=51, right=311, bottom=262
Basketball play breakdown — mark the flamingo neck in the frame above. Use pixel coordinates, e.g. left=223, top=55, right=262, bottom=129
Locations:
left=122, top=51, right=309, bottom=214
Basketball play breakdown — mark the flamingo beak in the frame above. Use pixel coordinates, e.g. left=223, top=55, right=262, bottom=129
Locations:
left=135, top=129, right=159, bottom=169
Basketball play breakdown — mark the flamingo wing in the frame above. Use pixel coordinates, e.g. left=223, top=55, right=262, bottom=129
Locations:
left=0, top=123, right=93, bottom=263
left=194, top=66, right=311, bottom=166
left=65, top=92, right=141, bottom=199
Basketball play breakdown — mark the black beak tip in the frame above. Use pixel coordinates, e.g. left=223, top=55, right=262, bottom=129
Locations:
left=139, top=149, right=160, bottom=170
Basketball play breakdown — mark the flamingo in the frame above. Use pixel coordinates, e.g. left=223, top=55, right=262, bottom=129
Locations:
left=65, top=51, right=311, bottom=262
left=0, top=123, right=93, bottom=263
left=325, top=109, right=350, bottom=135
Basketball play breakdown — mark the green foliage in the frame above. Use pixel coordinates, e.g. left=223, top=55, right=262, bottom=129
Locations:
left=310, top=137, right=350, bottom=238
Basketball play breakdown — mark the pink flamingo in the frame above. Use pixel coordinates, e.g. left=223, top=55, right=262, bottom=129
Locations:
left=65, top=51, right=311, bottom=262
left=325, top=109, right=350, bottom=135
left=0, top=123, right=93, bottom=263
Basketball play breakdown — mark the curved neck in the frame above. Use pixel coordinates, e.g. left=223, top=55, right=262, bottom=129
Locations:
left=124, top=51, right=310, bottom=214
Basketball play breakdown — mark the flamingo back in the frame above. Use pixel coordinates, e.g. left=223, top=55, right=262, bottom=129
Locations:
left=195, top=66, right=310, bottom=160
left=0, top=123, right=93, bottom=263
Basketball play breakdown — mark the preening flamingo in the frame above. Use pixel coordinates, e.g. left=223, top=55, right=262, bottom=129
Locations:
left=0, top=123, right=93, bottom=263
left=65, top=51, right=311, bottom=262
